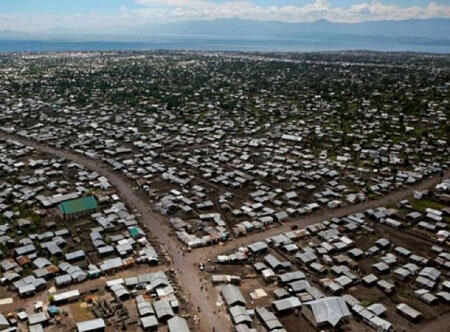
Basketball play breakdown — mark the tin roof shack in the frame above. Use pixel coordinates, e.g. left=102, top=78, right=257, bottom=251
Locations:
left=272, top=296, right=301, bottom=314
left=229, top=305, right=252, bottom=327
left=140, top=315, right=158, bottom=331
left=153, top=299, right=175, bottom=321
left=58, top=196, right=98, bottom=220
left=255, top=307, right=285, bottom=331
left=52, top=290, right=80, bottom=304
left=212, top=274, right=241, bottom=285
left=302, top=297, right=351, bottom=328
left=28, top=312, right=48, bottom=327
left=76, top=318, right=105, bottom=332
left=396, top=303, right=423, bottom=323
left=221, top=284, right=246, bottom=307
left=136, top=295, right=155, bottom=317
left=168, top=316, right=191, bottom=332
left=0, top=314, right=9, bottom=330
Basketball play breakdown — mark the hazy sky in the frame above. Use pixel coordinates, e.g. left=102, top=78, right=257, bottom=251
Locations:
left=1, top=0, right=449, bottom=32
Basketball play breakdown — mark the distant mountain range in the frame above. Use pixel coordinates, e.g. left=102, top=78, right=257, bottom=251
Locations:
left=153, top=18, right=450, bottom=40
left=1, top=18, right=449, bottom=49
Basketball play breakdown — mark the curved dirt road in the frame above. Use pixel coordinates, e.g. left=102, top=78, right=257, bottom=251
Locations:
left=1, top=130, right=448, bottom=332
left=0, top=131, right=227, bottom=332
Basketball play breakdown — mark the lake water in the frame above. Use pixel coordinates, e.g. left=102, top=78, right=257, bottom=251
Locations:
left=0, top=39, right=449, bottom=53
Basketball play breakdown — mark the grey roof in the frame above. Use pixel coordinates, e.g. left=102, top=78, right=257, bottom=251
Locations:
left=296, top=251, right=317, bottom=264
left=140, top=315, right=158, bottom=329
left=76, top=318, right=105, bottom=332
left=247, top=241, right=268, bottom=253
left=396, top=303, right=422, bottom=320
left=335, top=275, right=352, bottom=288
left=367, top=303, right=387, bottom=316
left=142, top=246, right=158, bottom=260
left=348, top=248, right=364, bottom=258
left=28, top=313, right=48, bottom=326
left=264, top=254, right=282, bottom=269
left=394, top=267, right=411, bottom=278
left=14, top=243, right=36, bottom=256
left=272, top=296, right=301, bottom=312
left=304, top=296, right=351, bottom=327
left=229, top=305, right=252, bottom=325
left=29, top=324, right=43, bottom=332
left=369, top=316, right=392, bottom=331
left=419, top=267, right=441, bottom=281
left=255, top=307, right=284, bottom=330
left=375, top=238, right=390, bottom=248
left=415, top=290, right=438, bottom=304
left=288, top=280, right=310, bottom=293
left=136, top=296, right=154, bottom=317
left=362, top=274, right=378, bottom=284
left=279, top=271, right=306, bottom=284
left=99, top=257, right=122, bottom=271
left=0, top=314, right=9, bottom=327
left=55, top=274, right=72, bottom=285
left=65, top=250, right=85, bottom=261
left=222, top=284, right=246, bottom=306
left=153, top=299, right=174, bottom=319
left=273, top=288, right=289, bottom=299
left=53, top=289, right=80, bottom=303
left=136, top=271, right=169, bottom=289
left=109, top=284, right=129, bottom=299
left=18, top=283, right=36, bottom=295
left=33, top=257, right=51, bottom=269
left=372, top=262, right=390, bottom=272
left=235, top=324, right=258, bottom=332
left=306, top=286, right=325, bottom=299
left=436, top=291, right=450, bottom=302
left=168, top=316, right=190, bottom=332
left=415, top=276, right=436, bottom=289
left=404, top=263, right=419, bottom=273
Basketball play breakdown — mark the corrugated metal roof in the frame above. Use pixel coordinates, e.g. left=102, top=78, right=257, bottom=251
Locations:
left=58, top=196, right=97, bottom=215
left=140, top=315, right=158, bottom=329
left=153, top=299, right=174, bottom=319
left=255, top=307, right=284, bottom=330
left=229, top=305, right=252, bottom=325
left=272, top=296, right=301, bottom=312
left=221, top=284, right=246, bottom=306
left=305, top=296, right=350, bottom=327
left=168, top=316, right=190, bottom=332
left=76, top=318, right=105, bottom=332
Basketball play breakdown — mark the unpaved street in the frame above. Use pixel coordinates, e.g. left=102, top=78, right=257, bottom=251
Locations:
left=0, top=131, right=228, bottom=332
left=191, top=166, right=450, bottom=262
left=1, top=130, right=447, bottom=332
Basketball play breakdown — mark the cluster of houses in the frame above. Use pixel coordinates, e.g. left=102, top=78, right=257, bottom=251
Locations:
left=370, top=178, right=450, bottom=244
left=0, top=269, right=191, bottom=332
left=0, top=50, right=449, bottom=331
left=0, top=51, right=448, bottom=255
left=104, top=271, right=190, bottom=331
left=0, top=139, right=160, bottom=305
left=212, top=180, right=450, bottom=331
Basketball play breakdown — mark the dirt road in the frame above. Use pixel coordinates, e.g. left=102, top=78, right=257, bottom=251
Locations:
left=0, top=130, right=447, bottom=331
left=190, top=167, right=449, bottom=262
left=0, top=131, right=227, bottom=332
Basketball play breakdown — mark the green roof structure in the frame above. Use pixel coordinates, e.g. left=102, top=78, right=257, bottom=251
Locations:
left=129, top=227, right=139, bottom=238
left=58, top=196, right=98, bottom=216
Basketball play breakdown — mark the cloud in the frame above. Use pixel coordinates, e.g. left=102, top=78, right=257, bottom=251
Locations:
left=1, top=1, right=449, bottom=31
left=130, top=0, right=450, bottom=22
